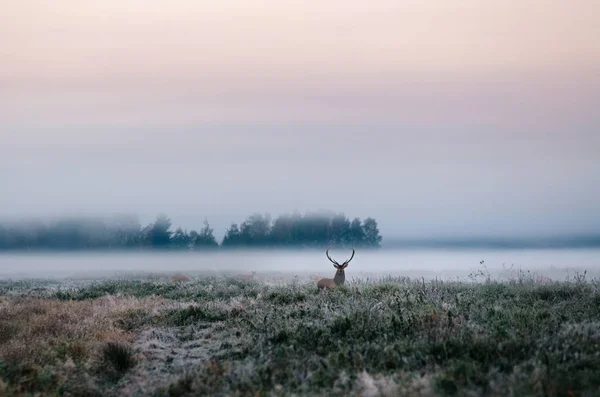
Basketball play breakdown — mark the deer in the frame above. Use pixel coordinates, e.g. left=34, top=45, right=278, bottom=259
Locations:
left=317, top=248, right=355, bottom=291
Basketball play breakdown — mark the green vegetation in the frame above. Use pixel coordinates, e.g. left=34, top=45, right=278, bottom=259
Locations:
left=0, top=210, right=382, bottom=251
left=1, top=271, right=599, bottom=396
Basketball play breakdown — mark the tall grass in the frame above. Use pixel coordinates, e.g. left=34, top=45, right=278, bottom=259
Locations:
left=0, top=272, right=599, bottom=396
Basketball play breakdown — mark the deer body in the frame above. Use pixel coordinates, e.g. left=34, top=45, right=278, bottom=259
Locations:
left=316, top=269, right=345, bottom=289
left=317, top=248, right=355, bottom=291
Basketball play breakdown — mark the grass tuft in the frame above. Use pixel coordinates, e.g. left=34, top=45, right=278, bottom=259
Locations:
left=102, top=342, right=136, bottom=378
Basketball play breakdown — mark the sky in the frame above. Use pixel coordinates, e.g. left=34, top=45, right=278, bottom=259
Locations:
left=1, top=0, right=599, bottom=240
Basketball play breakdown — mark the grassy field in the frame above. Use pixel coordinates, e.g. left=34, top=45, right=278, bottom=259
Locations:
left=1, top=270, right=600, bottom=396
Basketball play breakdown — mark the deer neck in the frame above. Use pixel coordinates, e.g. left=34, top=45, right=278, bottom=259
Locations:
left=334, top=269, right=345, bottom=285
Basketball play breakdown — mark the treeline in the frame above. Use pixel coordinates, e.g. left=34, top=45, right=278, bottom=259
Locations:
left=221, top=212, right=382, bottom=248
left=0, top=211, right=382, bottom=251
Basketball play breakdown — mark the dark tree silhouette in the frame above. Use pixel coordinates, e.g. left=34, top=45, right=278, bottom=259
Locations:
left=193, top=219, right=218, bottom=248
left=171, top=228, right=191, bottom=249
left=0, top=225, right=6, bottom=249
left=239, top=213, right=271, bottom=246
left=217, top=211, right=382, bottom=248
left=330, top=213, right=351, bottom=245
left=269, top=213, right=294, bottom=245
left=109, top=214, right=142, bottom=247
left=0, top=211, right=384, bottom=250
left=349, top=217, right=366, bottom=246
left=298, top=212, right=329, bottom=245
left=221, top=223, right=242, bottom=247
left=147, top=214, right=172, bottom=248
left=363, top=217, right=383, bottom=247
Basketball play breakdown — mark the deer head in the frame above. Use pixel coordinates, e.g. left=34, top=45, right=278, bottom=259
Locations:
left=317, top=248, right=355, bottom=290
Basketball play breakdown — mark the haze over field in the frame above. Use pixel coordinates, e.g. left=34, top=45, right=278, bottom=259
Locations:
left=1, top=249, right=599, bottom=281
left=1, top=0, right=599, bottom=240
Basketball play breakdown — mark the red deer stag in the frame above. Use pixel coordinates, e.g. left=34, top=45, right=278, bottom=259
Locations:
left=317, top=248, right=355, bottom=291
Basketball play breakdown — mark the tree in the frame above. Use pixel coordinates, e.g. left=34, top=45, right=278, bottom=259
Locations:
left=362, top=217, right=382, bottom=247
left=269, top=213, right=294, bottom=245
left=171, top=227, right=191, bottom=249
left=0, top=225, right=6, bottom=249
left=194, top=219, right=218, bottom=248
left=109, top=214, right=142, bottom=248
left=221, top=223, right=242, bottom=246
left=147, top=214, right=172, bottom=248
left=348, top=218, right=366, bottom=246
left=290, top=211, right=308, bottom=245
left=298, top=212, right=329, bottom=245
left=46, top=219, right=86, bottom=249
left=239, top=213, right=271, bottom=246
left=330, top=213, right=351, bottom=246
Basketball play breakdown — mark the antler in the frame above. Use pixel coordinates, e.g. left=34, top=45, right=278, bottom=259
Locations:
left=343, top=249, right=355, bottom=265
left=325, top=248, right=340, bottom=265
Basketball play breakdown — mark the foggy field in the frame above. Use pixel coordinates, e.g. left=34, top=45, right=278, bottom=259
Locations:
left=2, top=248, right=600, bottom=281
left=1, top=268, right=600, bottom=396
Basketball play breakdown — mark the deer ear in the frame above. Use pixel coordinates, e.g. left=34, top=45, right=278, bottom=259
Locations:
left=342, top=263, right=348, bottom=269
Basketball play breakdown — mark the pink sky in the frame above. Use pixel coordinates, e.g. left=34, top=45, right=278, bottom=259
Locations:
left=2, top=0, right=599, bottom=126
left=1, top=1, right=599, bottom=238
